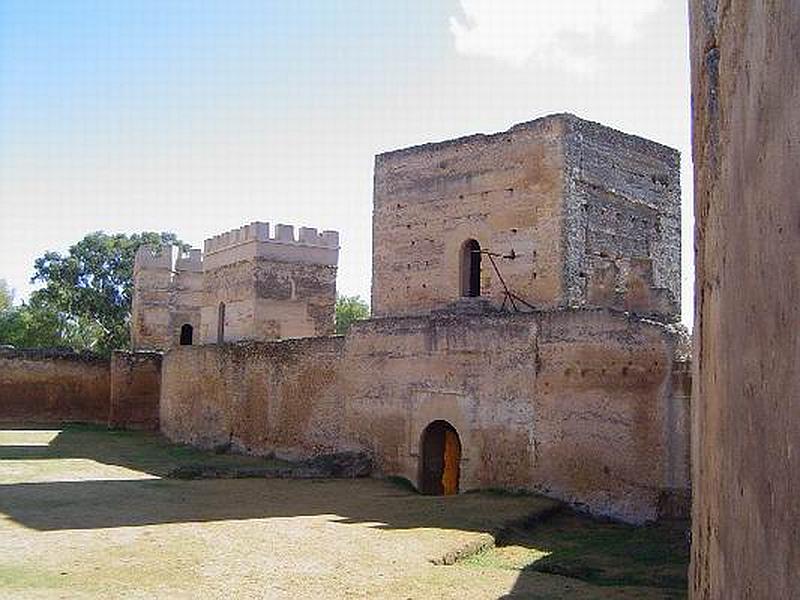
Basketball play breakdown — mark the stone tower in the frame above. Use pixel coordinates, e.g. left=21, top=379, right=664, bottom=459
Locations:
left=131, top=244, right=180, bottom=351
left=372, top=113, right=681, bottom=319
left=131, top=222, right=339, bottom=350
left=200, top=222, right=339, bottom=344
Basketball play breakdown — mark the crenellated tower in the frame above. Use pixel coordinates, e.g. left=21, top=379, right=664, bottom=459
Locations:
left=200, top=222, right=339, bottom=344
left=131, top=221, right=339, bottom=350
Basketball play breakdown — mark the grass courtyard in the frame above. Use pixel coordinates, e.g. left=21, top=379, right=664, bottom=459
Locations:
left=0, top=426, right=688, bottom=599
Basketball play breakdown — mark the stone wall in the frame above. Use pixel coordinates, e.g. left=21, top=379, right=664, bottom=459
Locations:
left=372, top=116, right=567, bottom=317
left=563, top=117, right=682, bottom=315
left=159, top=309, right=689, bottom=524
left=132, top=222, right=339, bottom=350
left=109, top=351, right=162, bottom=430
left=372, top=114, right=681, bottom=320
left=0, top=349, right=110, bottom=424
left=344, top=309, right=688, bottom=523
left=160, top=337, right=346, bottom=457
left=689, top=1, right=800, bottom=597
left=200, top=259, right=336, bottom=344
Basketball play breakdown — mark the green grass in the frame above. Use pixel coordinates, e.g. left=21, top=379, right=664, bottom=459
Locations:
left=0, top=424, right=289, bottom=477
left=461, top=510, right=689, bottom=594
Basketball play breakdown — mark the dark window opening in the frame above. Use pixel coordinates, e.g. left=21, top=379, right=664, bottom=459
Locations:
left=217, top=303, right=226, bottom=344
left=460, top=239, right=482, bottom=297
left=179, top=324, right=193, bottom=346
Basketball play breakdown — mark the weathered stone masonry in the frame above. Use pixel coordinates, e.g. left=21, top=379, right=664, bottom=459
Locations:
left=132, top=222, right=339, bottom=350
left=372, top=114, right=681, bottom=319
left=157, top=112, right=689, bottom=524
left=0, top=112, right=689, bottom=525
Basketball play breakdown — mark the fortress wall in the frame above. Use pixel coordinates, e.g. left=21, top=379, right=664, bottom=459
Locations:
left=689, top=1, right=800, bottom=597
left=158, top=310, right=688, bottom=523
left=159, top=336, right=347, bottom=458
left=344, top=310, right=688, bottom=523
left=109, top=351, right=162, bottom=431
left=0, top=349, right=110, bottom=424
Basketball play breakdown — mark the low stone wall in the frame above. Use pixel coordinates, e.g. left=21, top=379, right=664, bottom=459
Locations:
left=0, top=348, right=110, bottom=424
left=159, top=309, right=690, bottom=524
left=345, top=309, right=689, bottom=524
left=109, top=351, right=162, bottom=430
left=160, top=337, right=346, bottom=458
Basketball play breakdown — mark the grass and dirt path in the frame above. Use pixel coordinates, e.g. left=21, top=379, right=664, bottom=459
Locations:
left=0, top=425, right=687, bottom=599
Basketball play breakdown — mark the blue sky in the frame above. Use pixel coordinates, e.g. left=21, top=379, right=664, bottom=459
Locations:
left=0, top=0, right=694, bottom=324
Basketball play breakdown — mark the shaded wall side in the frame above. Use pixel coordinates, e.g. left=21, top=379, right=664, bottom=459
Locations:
left=0, top=350, right=110, bottom=424
left=690, top=1, right=800, bottom=598
left=563, top=118, right=682, bottom=315
left=109, top=351, right=162, bottom=431
left=160, top=337, right=346, bottom=458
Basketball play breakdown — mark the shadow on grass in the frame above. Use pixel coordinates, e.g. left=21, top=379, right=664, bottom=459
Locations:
left=0, top=425, right=689, bottom=596
left=0, top=423, right=289, bottom=477
left=462, top=509, right=689, bottom=598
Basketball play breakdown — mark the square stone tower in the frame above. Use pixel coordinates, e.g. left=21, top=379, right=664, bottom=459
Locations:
left=200, top=223, right=339, bottom=344
left=131, top=222, right=339, bottom=350
left=371, top=113, right=681, bottom=319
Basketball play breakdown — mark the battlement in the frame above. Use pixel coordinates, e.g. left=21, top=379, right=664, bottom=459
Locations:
left=203, top=222, right=339, bottom=255
left=134, top=244, right=177, bottom=271
left=202, top=222, right=339, bottom=270
left=134, top=245, right=204, bottom=273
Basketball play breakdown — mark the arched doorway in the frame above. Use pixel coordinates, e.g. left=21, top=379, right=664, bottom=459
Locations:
left=460, top=239, right=481, bottom=297
left=420, top=420, right=461, bottom=495
left=179, top=323, right=193, bottom=346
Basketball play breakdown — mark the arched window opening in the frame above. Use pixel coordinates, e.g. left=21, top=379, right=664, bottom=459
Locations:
left=419, top=420, right=461, bottom=496
left=179, top=323, right=193, bottom=346
left=217, top=303, right=226, bottom=344
left=460, top=239, right=482, bottom=297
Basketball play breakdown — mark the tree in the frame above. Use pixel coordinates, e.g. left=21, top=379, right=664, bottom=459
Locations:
left=0, top=298, right=66, bottom=349
left=334, top=295, right=370, bottom=335
left=26, top=231, right=185, bottom=354
left=0, top=279, right=12, bottom=312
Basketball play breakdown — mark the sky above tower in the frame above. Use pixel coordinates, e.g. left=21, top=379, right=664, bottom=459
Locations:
left=0, top=0, right=693, bottom=324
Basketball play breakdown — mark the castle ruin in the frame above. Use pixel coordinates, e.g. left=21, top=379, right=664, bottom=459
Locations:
left=0, top=113, right=691, bottom=525
left=129, top=113, right=690, bottom=523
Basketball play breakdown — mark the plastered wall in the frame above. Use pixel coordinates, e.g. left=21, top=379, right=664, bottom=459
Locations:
left=372, top=117, right=567, bottom=316
left=159, top=309, right=689, bottom=524
left=200, top=259, right=336, bottom=344
left=109, top=351, right=162, bottom=430
left=0, top=349, right=110, bottom=424
left=0, top=349, right=163, bottom=430
left=689, top=1, right=800, bottom=597
left=344, top=310, right=688, bottom=523
left=160, top=337, right=346, bottom=458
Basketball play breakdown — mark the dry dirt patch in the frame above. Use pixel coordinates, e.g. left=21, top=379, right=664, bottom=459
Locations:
left=0, top=427, right=685, bottom=598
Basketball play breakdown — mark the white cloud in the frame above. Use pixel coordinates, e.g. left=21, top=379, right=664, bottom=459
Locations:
left=450, top=0, right=664, bottom=70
